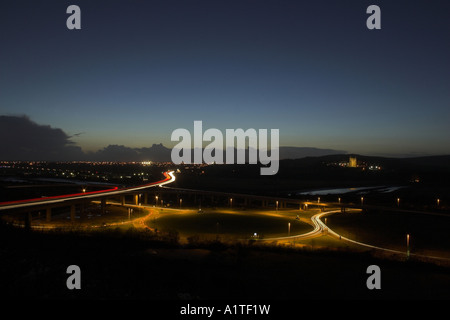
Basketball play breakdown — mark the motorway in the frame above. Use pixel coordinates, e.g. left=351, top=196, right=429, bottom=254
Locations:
left=0, top=171, right=176, bottom=211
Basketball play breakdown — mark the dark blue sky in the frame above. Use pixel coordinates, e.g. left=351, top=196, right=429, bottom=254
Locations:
left=1, top=0, right=449, bottom=157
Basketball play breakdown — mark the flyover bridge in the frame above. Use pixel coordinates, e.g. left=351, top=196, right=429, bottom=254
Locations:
left=0, top=171, right=176, bottom=224
left=157, top=186, right=331, bottom=210
left=156, top=186, right=447, bottom=217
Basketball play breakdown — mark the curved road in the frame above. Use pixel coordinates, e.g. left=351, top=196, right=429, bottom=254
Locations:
left=260, top=208, right=450, bottom=262
left=322, top=214, right=450, bottom=261
left=256, top=209, right=341, bottom=241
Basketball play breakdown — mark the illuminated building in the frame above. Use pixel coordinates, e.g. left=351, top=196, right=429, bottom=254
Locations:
left=349, top=156, right=357, bottom=168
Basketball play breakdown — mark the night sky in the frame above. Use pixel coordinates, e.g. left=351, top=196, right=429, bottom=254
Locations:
left=1, top=0, right=449, bottom=158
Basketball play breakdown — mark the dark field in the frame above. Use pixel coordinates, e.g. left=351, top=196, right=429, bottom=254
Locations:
left=327, top=210, right=450, bottom=259
left=151, top=210, right=312, bottom=240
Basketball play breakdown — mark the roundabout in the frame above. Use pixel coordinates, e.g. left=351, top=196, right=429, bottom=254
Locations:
left=146, top=208, right=314, bottom=241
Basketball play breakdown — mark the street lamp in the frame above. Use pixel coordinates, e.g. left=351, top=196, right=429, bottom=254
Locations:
left=406, top=234, right=410, bottom=258
left=437, top=198, right=440, bottom=206
left=155, top=195, right=159, bottom=207
left=397, top=198, right=400, bottom=207
left=361, top=196, right=364, bottom=205
left=180, top=198, right=182, bottom=208
left=338, top=197, right=341, bottom=204
left=288, top=222, right=291, bottom=236
left=230, top=198, right=233, bottom=208
left=276, top=200, right=279, bottom=211
left=317, top=197, right=320, bottom=203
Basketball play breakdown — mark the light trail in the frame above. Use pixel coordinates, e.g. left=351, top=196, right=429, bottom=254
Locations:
left=255, top=209, right=341, bottom=241
left=0, top=171, right=176, bottom=211
left=255, top=208, right=450, bottom=261
left=318, top=212, right=450, bottom=262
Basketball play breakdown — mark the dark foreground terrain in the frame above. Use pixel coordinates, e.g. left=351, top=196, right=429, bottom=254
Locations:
left=1, top=221, right=449, bottom=302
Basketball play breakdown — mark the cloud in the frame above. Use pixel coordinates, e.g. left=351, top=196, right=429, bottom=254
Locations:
left=0, top=115, right=346, bottom=162
left=0, top=115, right=85, bottom=161
left=89, top=145, right=140, bottom=162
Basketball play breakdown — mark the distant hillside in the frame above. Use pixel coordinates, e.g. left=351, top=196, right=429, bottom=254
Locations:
left=88, top=145, right=347, bottom=162
left=170, top=146, right=346, bottom=163
left=400, top=155, right=450, bottom=169
left=278, top=154, right=450, bottom=177
left=278, top=147, right=347, bottom=159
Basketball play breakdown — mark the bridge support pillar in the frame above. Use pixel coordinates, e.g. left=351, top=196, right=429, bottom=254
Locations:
left=101, top=198, right=106, bottom=215
left=121, top=196, right=125, bottom=206
left=134, top=194, right=139, bottom=205
left=70, top=204, right=76, bottom=222
left=27, top=212, right=32, bottom=228
left=144, top=193, right=148, bottom=205
left=46, top=207, right=51, bottom=222
left=80, top=202, right=86, bottom=217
